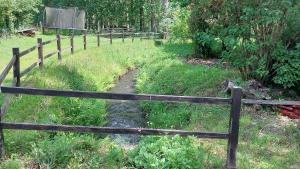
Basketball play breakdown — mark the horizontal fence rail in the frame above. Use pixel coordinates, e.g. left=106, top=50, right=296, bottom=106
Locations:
left=20, top=62, right=38, bottom=77
left=19, top=46, right=37, bottom=57
left=0, top=86, right=232, bottom=105
left=42, top=38, right=57, bottom=45
left=0, top=55, right=16, bottom=85
left=1, top=123, right=229, bottom=139
left=242, top=99, right=300, bottom=106
left=44, top=51, right=58, bottom=59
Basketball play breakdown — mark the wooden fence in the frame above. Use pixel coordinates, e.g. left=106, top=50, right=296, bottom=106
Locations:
left=0, top=31, right=299, bottom=169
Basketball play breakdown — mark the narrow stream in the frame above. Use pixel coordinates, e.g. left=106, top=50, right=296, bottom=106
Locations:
left=106, top=69, right=145, bottom=148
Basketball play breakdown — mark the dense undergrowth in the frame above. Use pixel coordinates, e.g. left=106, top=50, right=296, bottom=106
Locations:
left=0, top=35, right=299, bottom=169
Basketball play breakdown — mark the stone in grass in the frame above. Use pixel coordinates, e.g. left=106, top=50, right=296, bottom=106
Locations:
left=223, top=80, right=236, bottom=94
left=222, top=79, right=271, bottom=100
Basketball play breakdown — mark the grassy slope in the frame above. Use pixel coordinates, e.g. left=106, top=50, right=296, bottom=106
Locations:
left=0, top=36, right=134, bottom=168
left=135, top=45, right=300, bottom=168
left=0, top=35, right=299, bottom=169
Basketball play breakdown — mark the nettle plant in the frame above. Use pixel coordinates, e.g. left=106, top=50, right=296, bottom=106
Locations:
left=128, top=136, right=207, bottom=169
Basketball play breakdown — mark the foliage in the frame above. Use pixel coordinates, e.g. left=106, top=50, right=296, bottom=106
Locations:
left=194, top=32, right=223, bottom=58
left=0, top=0, right=170, bottom=34
left=128, top=136, right=206, bottom=169
left=0, top=0, right=41, bottom=33
left=184, top=0, right=300, bottom=89
left=272, top=43, right=300, bottom=88
left=169, top=6, right=191, bottom=43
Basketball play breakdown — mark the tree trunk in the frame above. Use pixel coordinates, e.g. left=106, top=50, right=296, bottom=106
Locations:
left=162, top=0, right=169, bottom=37
left=151, top=16, right=157, bottom=32
left=162, top=0, right=169, bottom=17
left=140, top=6, right=145, bottom=31
left=150, top=0, right=157, bottom=32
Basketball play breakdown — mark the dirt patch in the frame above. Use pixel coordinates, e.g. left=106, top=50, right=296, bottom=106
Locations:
left=243, top=106, right=298, bottom=137
left=186, top=58, right=229, bottom=68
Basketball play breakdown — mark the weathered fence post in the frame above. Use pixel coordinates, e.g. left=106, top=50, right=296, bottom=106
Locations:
left=70, top=36, right=74, bottom=54
left=56, top=34, right=62, bottom=60
left=227, top=87, right=242, bottom=169
left=132, top=32, right=135, bottom=43
left=97, top=32, right=100, bottom=47
left=122, top=30, right=125, bottom=43
left=110, top=31, right=112, bottom=44
left=163, top=32, right=167, bottom=39
left=37, top=38, right=43, bottom=69
left=13, top=48, right=20, bottom=87
left=83, top=32, right=87, bottom=50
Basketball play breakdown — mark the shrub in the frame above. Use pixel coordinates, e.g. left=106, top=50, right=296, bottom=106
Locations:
left=128, top=136, right=206, bottom=169
left=194, top=32, right=223, bottom=58
left=272, top=43, right=300, bottom=89
left=187, top=0, right=300, bottom=89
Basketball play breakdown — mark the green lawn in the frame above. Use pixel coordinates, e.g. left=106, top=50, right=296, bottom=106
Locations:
left=0, top=34, right=299, bottom=169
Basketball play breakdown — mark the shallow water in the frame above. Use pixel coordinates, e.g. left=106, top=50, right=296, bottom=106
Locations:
left=106, top=69, right=145, bottom=148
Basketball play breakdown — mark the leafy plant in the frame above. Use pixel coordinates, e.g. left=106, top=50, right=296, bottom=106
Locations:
left=128, top=136, right=206, bottom=169
left=272, top=43, right=300, bottom=89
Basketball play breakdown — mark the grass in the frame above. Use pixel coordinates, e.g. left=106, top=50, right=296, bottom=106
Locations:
left=134, top=44, right=300, bottom=169
left=0, top=34, right=299, bottom=169
left=0, top=35, right=135, bottom=168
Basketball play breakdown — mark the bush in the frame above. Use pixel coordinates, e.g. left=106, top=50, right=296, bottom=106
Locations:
left=194, top=32, right=223, bottom=58
left=187, top=0, right=300, bottom=89
left=128, top=136, right=206, bottom=169
left=272, top=43, right=300, bottom=89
